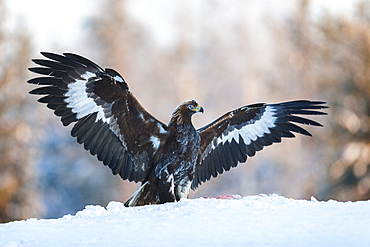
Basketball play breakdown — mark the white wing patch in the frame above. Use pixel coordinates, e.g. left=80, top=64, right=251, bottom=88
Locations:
left=216, top=105, right=277, bottom=146
left=157, top=123, right=167, bottom=134
left=64, top=72, right=108, bottom=123
left=150, top=136, right=161, bottom=151
left=113, top=75, right=124, bottom=83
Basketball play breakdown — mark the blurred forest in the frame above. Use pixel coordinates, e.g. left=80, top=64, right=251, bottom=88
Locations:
left=0, top=0, right=369, bottom=222
left=0, top=0, right=41, bottom=222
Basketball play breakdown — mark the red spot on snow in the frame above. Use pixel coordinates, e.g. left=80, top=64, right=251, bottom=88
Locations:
left=201, top=195, right=242, bottom=200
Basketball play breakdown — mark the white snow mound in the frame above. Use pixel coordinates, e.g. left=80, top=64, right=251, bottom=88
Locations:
left=1, top=194, right=369, bottom=247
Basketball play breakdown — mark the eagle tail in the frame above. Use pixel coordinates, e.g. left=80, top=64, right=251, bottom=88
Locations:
left=125, top=173, right=178, bottom=206
left=124, top=181, right=150, bottom=207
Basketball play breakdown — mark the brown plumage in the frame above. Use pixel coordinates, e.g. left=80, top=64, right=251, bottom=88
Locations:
left=28, top=52, right=328, bottom=206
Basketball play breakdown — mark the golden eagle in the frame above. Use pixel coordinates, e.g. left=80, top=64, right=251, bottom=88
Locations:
left=28, top=52, right=328, bottom=206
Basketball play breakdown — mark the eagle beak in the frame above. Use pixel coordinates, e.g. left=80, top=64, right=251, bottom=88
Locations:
left=196, top=105, right=204, bottom=113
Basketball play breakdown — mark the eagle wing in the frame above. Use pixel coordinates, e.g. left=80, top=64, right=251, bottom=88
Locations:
left=192, top=100, right=328, bottom=189
left=28, top=52, right=168, bottom=182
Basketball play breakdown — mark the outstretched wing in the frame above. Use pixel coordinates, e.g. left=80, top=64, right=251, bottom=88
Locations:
left=192, top=100, right=328, bottom=189
left=28, top=52, right=168, bottom=182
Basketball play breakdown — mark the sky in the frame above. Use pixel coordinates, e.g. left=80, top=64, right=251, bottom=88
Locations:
left=5, top=0, right=360, bottom=52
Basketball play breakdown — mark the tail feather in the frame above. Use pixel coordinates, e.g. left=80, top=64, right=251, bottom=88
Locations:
left=124, top=174, right=177, bottom=206
left=124, top=181, right=150, bottom=207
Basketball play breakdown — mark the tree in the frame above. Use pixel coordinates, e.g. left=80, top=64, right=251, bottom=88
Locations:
left=0, top=0, right=41, bottom=222
left=269, top=0, right=370, bottom=201
left=315, top=1, right=370, bottom=201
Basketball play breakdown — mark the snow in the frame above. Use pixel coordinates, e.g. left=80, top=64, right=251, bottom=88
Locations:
left=1, top=195, right=369, bottom=247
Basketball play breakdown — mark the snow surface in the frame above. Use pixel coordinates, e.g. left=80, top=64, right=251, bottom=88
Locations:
left=1, top=194, right=369, bottom=247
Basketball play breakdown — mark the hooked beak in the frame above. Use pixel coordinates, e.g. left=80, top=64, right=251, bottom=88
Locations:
left=195, top=105, right=204, bottom=113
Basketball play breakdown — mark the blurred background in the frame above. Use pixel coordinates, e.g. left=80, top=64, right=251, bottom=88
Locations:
left=1, top=0, right=369, bottom=222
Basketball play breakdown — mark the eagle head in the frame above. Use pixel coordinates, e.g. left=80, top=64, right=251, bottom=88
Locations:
left=184, top=100, right=204, bottom=115
left=170, top=100, right=203, bottom=125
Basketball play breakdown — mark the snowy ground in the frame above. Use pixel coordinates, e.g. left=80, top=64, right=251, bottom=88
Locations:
left=1, top=194, right=369, bottom=247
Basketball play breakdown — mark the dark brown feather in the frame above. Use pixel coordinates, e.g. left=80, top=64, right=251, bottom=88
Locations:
left=28, top=52, right=168, bottom=184
left=192, top=101, right=328, bottom=189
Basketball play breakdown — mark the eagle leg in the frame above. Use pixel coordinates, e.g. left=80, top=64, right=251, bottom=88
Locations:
left=157, top=173, right=176, bottom=203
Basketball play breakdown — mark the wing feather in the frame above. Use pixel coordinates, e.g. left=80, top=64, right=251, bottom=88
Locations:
left=110, top=149, right=124, bottom=174
left=192, top=100, right=328, bottom=189
left=230, top=138, right=248, bottom=163
left=244, top=144, right=256, bottom=157
left=28, top=52, right=169, bottom=182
